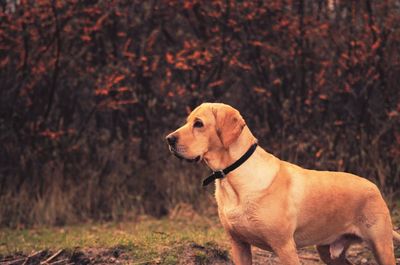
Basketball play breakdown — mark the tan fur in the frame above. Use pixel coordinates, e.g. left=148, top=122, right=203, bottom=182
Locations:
left=166, top=103, right=399, bottom=265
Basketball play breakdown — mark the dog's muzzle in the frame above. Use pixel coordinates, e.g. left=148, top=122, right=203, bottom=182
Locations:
left=166, top=134, right=202, bottom=163
left=169, top=147, right=201, bottom=163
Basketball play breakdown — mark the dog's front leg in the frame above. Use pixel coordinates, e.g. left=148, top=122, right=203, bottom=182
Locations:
left=230, top=237, right=252, bottom=265
left=272, top=239, right=300, bottom=265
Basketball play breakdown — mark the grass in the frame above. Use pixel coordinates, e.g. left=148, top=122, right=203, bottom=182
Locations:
left=0, top=216, right=229, bottom=263
left=1, top=205, right=399, bottom=264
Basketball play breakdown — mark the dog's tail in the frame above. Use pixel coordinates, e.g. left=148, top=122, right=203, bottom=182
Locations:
left=393, top=230, right=400, bottom=244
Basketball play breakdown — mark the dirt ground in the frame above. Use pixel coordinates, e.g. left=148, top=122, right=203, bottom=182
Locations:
left=177, top=242, right=379, bottom=265
left=1, top=243, right=398, bottom=265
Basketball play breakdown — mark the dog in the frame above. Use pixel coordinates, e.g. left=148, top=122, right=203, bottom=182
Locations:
left=166, top=102, right=400, bottom=265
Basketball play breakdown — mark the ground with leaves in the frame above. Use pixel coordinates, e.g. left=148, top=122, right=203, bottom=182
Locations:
left=0, top=244, right=395, bottom=265
left=1, top=215, right=399, bottom=265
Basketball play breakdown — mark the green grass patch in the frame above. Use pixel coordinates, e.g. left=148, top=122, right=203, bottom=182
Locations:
left=1, top=209, right=399, bottom=263
left=0, top=216, right=228, bottom=263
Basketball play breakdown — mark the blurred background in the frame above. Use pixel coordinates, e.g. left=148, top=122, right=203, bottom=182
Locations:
left=0, top=0, right=399, bottom=227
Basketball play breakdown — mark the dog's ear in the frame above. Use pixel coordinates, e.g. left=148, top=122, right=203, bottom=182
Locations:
left=213, top=105, right=245, bottom=148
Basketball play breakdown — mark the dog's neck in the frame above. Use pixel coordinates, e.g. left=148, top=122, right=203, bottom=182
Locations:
left=204, top=126, right=257, bottom=172
left=205, top=126, right=280, bottom=202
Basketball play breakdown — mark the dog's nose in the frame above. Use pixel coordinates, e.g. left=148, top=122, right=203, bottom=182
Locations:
left=166, top=135, right=178, bottom=147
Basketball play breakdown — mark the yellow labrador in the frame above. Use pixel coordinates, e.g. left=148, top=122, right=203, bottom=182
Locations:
left=166, top=103, right=400, bottom=265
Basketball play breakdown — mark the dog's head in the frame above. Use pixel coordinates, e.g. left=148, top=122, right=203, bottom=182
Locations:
left=165, top=103, right=246, bottom=162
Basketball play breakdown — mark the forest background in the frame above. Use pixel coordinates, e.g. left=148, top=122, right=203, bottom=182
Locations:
left=0, top=0, right=399, bottom=227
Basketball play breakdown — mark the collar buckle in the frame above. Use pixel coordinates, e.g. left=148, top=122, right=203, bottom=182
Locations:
left=214, top=170, right=226, bottom=179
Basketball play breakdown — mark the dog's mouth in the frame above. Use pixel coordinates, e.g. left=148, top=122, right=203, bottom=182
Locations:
left=169, top=146, right=202, bottom=163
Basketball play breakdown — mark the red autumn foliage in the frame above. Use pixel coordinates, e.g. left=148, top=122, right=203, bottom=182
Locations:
left=0, top=0, right=399, bottom=226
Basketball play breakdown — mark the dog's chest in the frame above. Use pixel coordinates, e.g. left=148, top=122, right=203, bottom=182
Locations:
left=215, top=178, right=275, bottom=248
left=220, top=202, right=269, bottom=247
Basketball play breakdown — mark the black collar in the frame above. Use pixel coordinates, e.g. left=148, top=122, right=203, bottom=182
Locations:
left=202, top=143, right=258, bottom=187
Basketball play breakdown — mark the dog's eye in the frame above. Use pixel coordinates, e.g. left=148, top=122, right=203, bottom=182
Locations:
left=193, top=120, right=204, bottom=128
